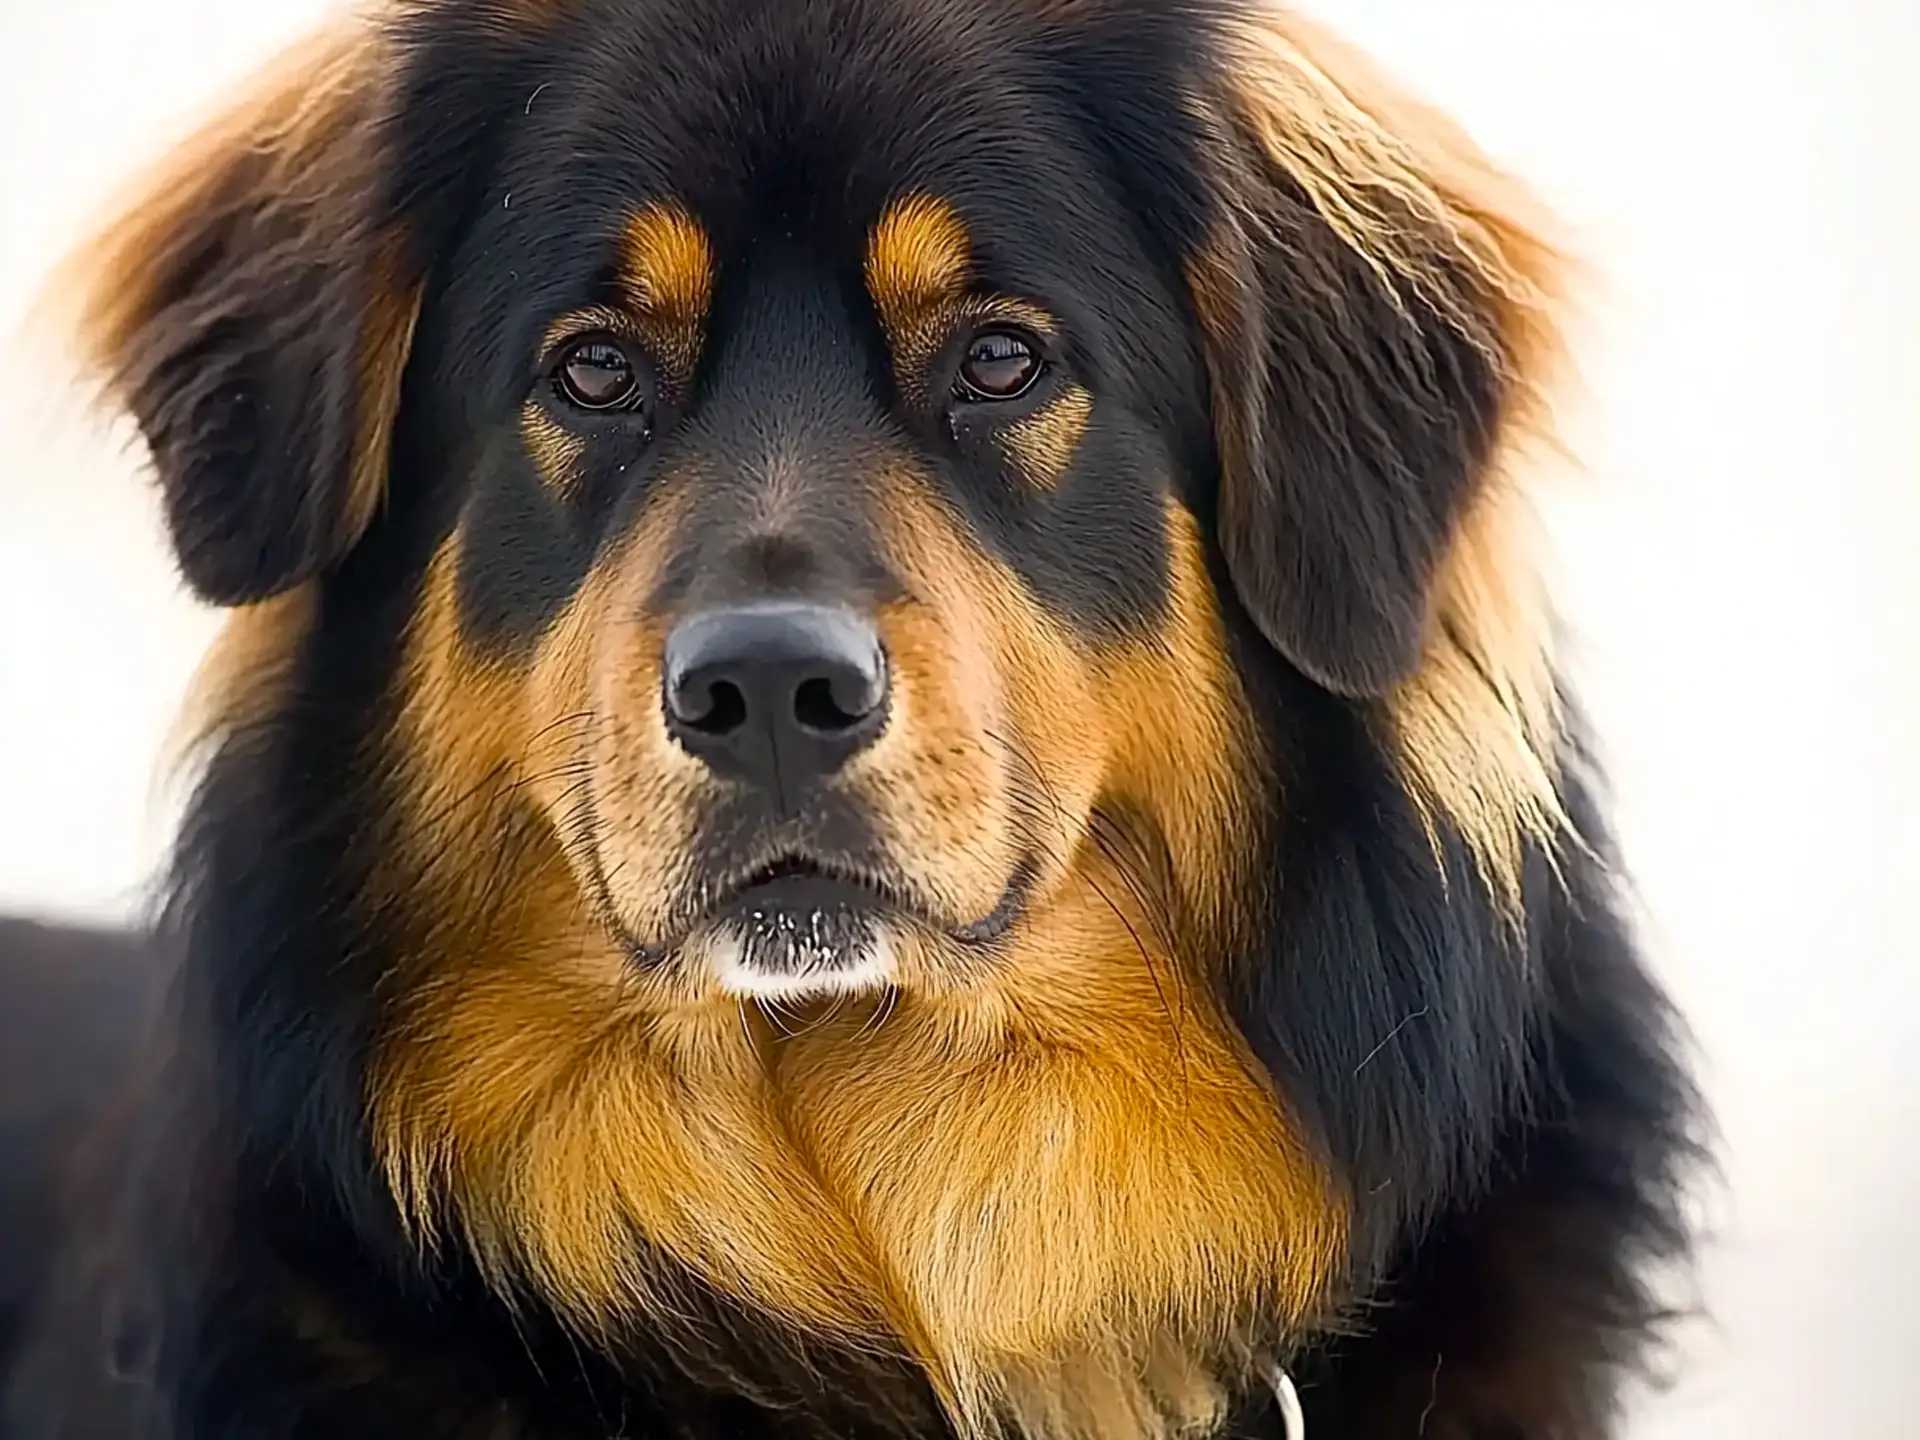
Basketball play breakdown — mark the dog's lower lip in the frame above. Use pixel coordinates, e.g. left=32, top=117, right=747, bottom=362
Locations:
left=707, top=855, right=1031, bottom=947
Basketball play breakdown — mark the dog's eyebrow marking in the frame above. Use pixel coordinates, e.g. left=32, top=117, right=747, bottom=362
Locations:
left=617, top=201, right=717, bottom=374
left=864, top=192, right=971, bottom=345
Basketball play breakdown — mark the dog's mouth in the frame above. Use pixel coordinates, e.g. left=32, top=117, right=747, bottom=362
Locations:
left=597, top=844, right=1029, bottom=980
left=586, top=806, right=1034, bottom=991
left=704, top=855, right=899, bottom=995
left=707, top=850, right=1030, bottom=945
left=686, top=850, right=1030, bottom=998
left=713, top=853, right=901, bottom=922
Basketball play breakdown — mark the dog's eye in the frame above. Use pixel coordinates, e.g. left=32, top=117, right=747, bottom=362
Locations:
left=954, top=329, right=1043, bottom=403
left=553, top=336, right=643, bottom=411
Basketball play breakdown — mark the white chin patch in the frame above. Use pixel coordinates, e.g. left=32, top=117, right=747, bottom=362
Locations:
left=703, top=917, right=896, bottom=1001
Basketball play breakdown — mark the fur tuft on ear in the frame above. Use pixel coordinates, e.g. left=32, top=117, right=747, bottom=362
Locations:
left=47, top=19, right=418, bottom=607
left=1191, top=6, right=1571, bottom=702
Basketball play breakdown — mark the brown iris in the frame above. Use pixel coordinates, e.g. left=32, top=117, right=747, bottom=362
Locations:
left=554, top=335, right=642, bottom=411
left=954, top=329, right=1043, bottom=402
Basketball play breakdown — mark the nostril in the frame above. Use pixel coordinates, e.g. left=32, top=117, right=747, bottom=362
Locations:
left=682, top=678, right=749, bottom=737
left=794, top=674, right=869, bottom=735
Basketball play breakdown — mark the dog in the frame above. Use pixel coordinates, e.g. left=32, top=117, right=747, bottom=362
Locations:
left=3, top=1, right=1703, bottom=1435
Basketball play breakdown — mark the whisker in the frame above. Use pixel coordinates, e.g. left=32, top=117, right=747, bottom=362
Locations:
left=855, top=984, right=899, bottom=1041
left=986, top=725, right=1196, bottom=1093
left=754, top=994, right=796, bottom=1039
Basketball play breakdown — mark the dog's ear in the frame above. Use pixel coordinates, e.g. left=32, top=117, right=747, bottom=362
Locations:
left=53, top=22, right=418, bottom=607
left=1189, top=12, right=1568, bottom=698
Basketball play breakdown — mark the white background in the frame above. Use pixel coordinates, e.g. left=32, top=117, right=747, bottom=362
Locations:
left=1, top=3, right=1914, bottom=1435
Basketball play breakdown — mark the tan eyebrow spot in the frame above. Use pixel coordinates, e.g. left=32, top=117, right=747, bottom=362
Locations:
left=617, top=202, right=717, bottom=377
left=865, top=193, right=972, bottom=357
left=999, top=384, right=1093, bottom=491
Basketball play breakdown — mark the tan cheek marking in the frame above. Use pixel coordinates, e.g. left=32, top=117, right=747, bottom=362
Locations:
left=862, top=470, right=1260, bottom=953
left=618, top=201, right=716, bottom=381
left=855, top=470, right=1038, bottom=924
left=865, top=468, right=1106, bottom=902
left=391, top=541, right=524, bottom=839
left=861, top=594, right=1018, bottom=924
left=388, top=475, right=709, bottom=958
left=376, top=485, right=671, bottom=938
left=1092, top=501, right=1268, bottom=956
left=998, top=383, right=1092, bottom=491
left=520, top=406, right=586, bottom=497
left=571, top=482, right=725, bottom=946
left=380, top=474, right=709, bottom=977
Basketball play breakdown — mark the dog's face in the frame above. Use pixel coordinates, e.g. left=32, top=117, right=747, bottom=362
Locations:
left=62, top=0, right=1569, bottom=1430
left=345, top=0, right=1310, bottom=1039
left=416, top=86, right=1256, bottom=1012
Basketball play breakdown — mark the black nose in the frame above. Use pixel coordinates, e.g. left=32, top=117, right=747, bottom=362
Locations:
left=663, top=603, right=890, bottom=794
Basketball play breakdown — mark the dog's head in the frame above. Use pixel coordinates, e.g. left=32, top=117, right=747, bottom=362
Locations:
left=60, top=1, right=1570, bottom=1431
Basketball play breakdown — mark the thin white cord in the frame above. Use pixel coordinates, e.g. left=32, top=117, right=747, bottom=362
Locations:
left=1270, top=1365, right=1305, bottom=1440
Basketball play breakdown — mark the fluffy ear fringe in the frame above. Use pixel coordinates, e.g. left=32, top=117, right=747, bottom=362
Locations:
left=1215, top=5, right=1588, bottom=915
left=37, top=15, right=419, bottom=609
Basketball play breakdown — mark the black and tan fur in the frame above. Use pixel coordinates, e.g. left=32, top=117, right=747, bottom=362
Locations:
left=1, top=2, right=1702, bottom=1437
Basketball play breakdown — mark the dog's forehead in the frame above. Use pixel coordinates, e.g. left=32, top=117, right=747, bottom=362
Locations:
left=433, top=0, right=1210, bottom=297
left=504, top=0, right=1071, bottom=189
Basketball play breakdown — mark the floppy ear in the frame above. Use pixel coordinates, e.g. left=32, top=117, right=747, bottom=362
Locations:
left=53, top=21, right=418, bottom=607
left=1190, top=11, right=1568, bottom=698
